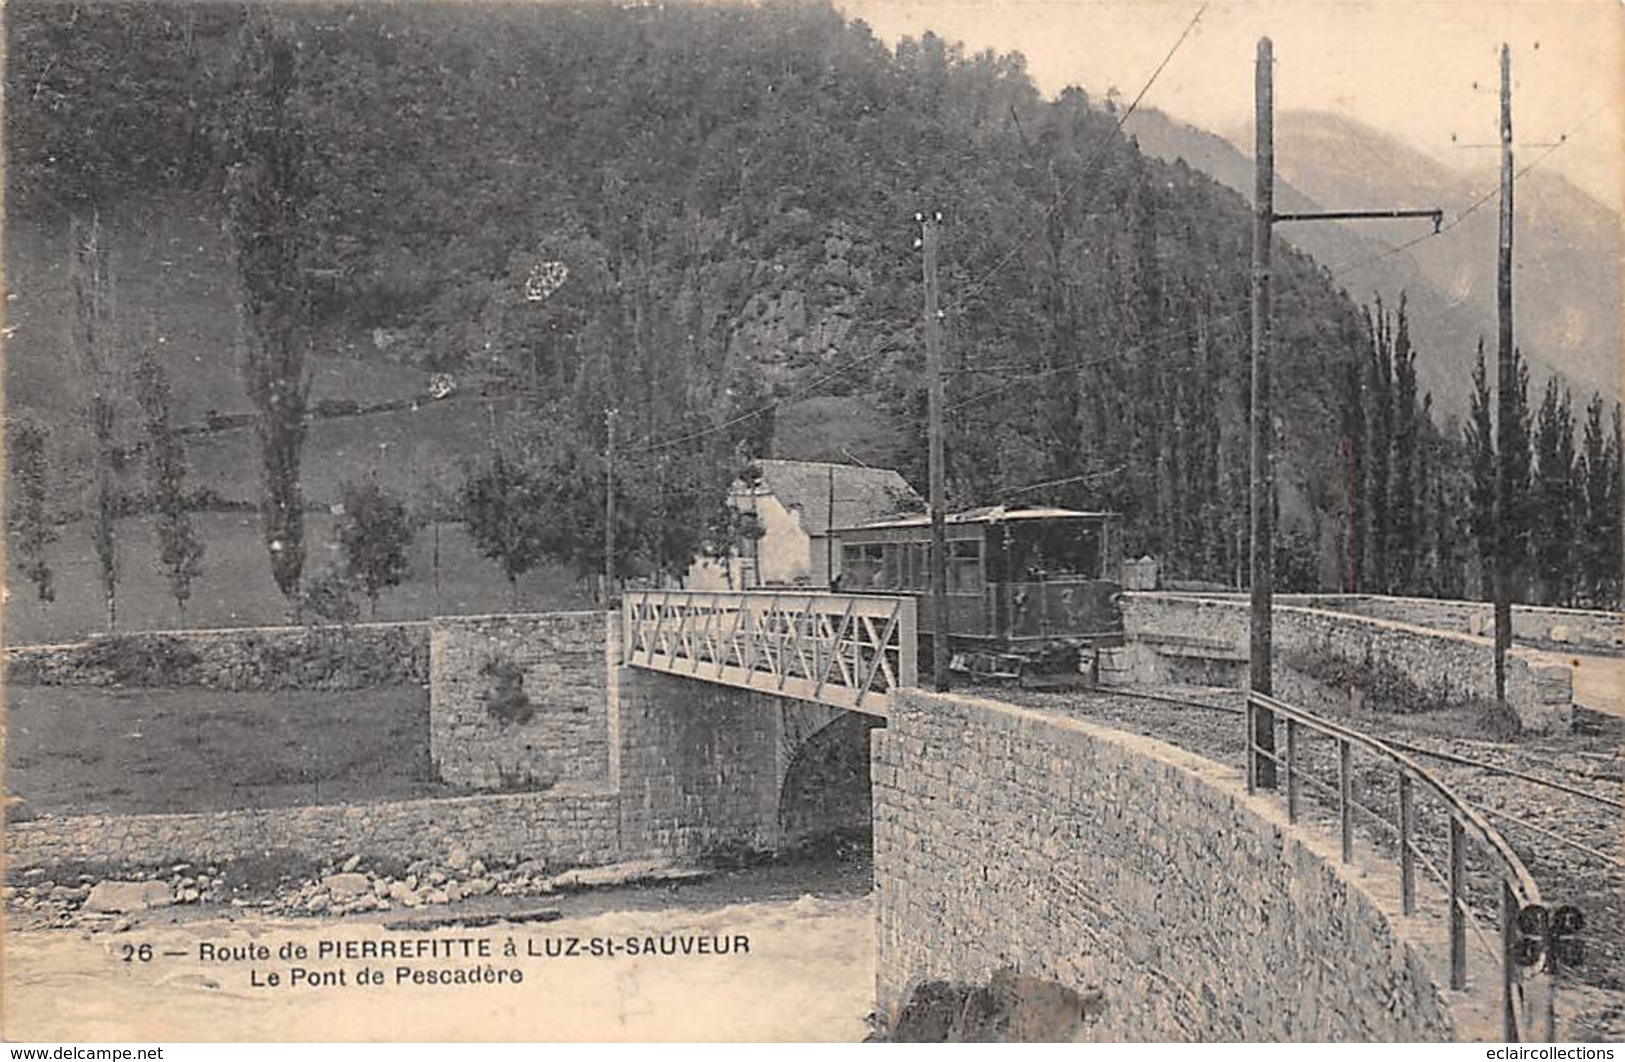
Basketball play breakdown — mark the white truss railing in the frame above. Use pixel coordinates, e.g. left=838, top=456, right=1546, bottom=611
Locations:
left=622, top=590, right=917, bottom=715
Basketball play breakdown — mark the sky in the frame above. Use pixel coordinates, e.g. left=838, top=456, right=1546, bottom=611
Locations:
left=835, top=0, right=1625, bottom=210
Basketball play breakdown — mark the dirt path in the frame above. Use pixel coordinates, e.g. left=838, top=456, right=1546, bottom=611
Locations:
left=1569, top=652, right=1625, bottom=720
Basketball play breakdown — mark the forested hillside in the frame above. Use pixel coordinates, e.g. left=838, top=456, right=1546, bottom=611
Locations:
left=6, top=0, right=1614, bottom=602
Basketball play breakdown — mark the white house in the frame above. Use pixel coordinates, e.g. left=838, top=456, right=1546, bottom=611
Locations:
left=686, top=459, right=922, bottom=591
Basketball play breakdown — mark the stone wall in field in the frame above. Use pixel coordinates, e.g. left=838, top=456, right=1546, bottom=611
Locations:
left=6, top=786, right=620, bottom=871
left=428, top=612, right=614, bottom=790
left=3, top=623, right=428, bottom=690
left=1119, top=593, right=1572, bottom=733
left=872, top=689, right=1476, bottom=1041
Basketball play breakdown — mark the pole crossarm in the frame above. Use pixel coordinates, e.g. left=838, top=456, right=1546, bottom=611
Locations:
left=622, top=589, right=918, bottom=716
left=1274, top=208, right=1444, bottom=233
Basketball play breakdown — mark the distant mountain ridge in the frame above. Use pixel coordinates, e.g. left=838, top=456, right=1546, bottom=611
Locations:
left=1123, top=107, right=1622, bottom=419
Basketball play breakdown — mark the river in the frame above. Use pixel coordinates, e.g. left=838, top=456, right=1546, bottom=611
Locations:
left=3, top=859, right=876, bottom=1042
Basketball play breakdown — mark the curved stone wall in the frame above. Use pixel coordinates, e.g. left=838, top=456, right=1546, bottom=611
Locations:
left=872, top=689, right=1483, bottom=1041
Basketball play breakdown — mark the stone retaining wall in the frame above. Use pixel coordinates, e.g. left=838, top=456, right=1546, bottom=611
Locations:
left=614, top=667, right=785, bottom=859
left=1121, top=593, right=1572, bottom=733
left=6, top=787, right=619, bottom=871
left=4, top=623, right=428, bottom=690
left=1306, top=595, right=1623, bottom=653
left=1173, top=593, right=1624, bottom=653
left=872, top=690, right=1478, bottom=1041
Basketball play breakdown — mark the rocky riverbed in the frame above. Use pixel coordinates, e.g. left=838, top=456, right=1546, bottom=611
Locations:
left=4, top=852, right=729, bottom=933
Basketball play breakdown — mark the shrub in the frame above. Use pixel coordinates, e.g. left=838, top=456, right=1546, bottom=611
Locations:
left=480, top=657, right=534, bottom=726
left=301, top=566, right=362, bottom=627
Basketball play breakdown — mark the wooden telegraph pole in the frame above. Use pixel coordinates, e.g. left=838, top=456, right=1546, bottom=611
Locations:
left=827, top=464, right=836, bottom=585
left=1492, top=44, right=1515, bottom=715
left=921, top=211, right=950, bottom=692
left=604, top=406, right=617, bottom=607
left=1248, top=37, right=1442, bottom=789
left=1250, top=37, right=1277, bottom=788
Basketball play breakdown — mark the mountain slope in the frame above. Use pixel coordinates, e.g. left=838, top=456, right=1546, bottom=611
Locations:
left=1125, top=107, right=1622, bottom=419
left=3, top=1, right=1429, bottom=590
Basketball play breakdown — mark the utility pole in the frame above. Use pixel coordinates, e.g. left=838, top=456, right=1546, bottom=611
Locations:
left=826, top=464, right=836, bottom=587
left=1492, top=43, right=1514, bottom=715
left=1247, top=37, right=1442, bottom=791
left=604, top=406, right=617, bottom=608
left=1250, top=37, right=1278, bottom=789
left=921, top=211, right=950, bottom=692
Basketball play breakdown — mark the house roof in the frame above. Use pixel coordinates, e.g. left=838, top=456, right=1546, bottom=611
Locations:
left=749, top=459, right=922, bottom=534
left=832, top=504, right=1117, bottom=532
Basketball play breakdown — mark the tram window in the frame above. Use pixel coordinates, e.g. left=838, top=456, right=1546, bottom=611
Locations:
left=881, top=544, right=903, bottom=589
left=1011, top=522, right=1102, bottom=579
left=948, top=539, right=982, bottom=592
left=841, top=543, right=885, bottom=589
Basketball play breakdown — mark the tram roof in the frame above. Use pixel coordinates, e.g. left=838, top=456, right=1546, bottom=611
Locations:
left=831, top=505, right=1117, bottom=533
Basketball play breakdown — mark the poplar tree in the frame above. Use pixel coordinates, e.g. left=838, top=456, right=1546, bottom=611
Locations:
left=1389, top=297, right=1419, bottom=588
left=70, top=214, right=121, bottom=629
left=222, top=12, right=314, bottom=610
left=133, top=338, right=205, bottom=615
left=8, top=420, right=57, bottom=603
left=1532, top=379, right=1577, bottom=604
left=1365, top=302, right=1393, bottom=593
left=1464, top=340, right=1496, bottom=599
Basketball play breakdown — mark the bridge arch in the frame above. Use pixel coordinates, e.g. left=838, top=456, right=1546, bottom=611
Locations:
left=775, top=706, right=884, bottom=850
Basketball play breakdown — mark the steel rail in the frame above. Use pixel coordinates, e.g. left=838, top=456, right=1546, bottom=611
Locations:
left=1478, top=804, right=1625, bottom=871
left=1105, top=685, right=1622, bottom=813
left=1378, top=736, right=1625, bottom=813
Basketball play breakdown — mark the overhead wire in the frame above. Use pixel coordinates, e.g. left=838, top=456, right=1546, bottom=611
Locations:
left=625, top=12, right=1592, bottom=456
left=1322, top=98, right=1608, bottom=282
left=951, top=96, right=1609, bottom=415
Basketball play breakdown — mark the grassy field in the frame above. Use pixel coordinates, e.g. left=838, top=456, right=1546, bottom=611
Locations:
left=181, top=394, right=508, bottom=507
left=5, top=684, right=439, bottom=816
left=3, top=511, right=598, bottom=645
left=5, top=192, right=433, bottom=443
left=5, top=193, right=895, bottom=648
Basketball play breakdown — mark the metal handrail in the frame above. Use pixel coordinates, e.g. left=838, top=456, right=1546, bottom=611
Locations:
left=622, top=589, right=917, bottom=714
left=1245, top=690, right=1554, bottom=1042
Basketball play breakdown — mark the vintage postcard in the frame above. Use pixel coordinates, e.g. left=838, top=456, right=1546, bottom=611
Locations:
left=3, top=0, right=1621, bottom=1044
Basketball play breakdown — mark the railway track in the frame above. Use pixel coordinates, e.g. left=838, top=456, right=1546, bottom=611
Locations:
left=968, top=682, right=1625, bottom=1032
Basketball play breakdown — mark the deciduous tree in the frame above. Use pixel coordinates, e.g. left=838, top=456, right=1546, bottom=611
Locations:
left=70, top=214, right=121, bottom=629
left=334, top=481, right=417, bottom=616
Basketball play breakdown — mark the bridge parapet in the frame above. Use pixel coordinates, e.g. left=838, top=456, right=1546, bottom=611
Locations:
left=622, top=590, right=916, bottom=716
left=874, top=690, right=1533, bottom=1041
